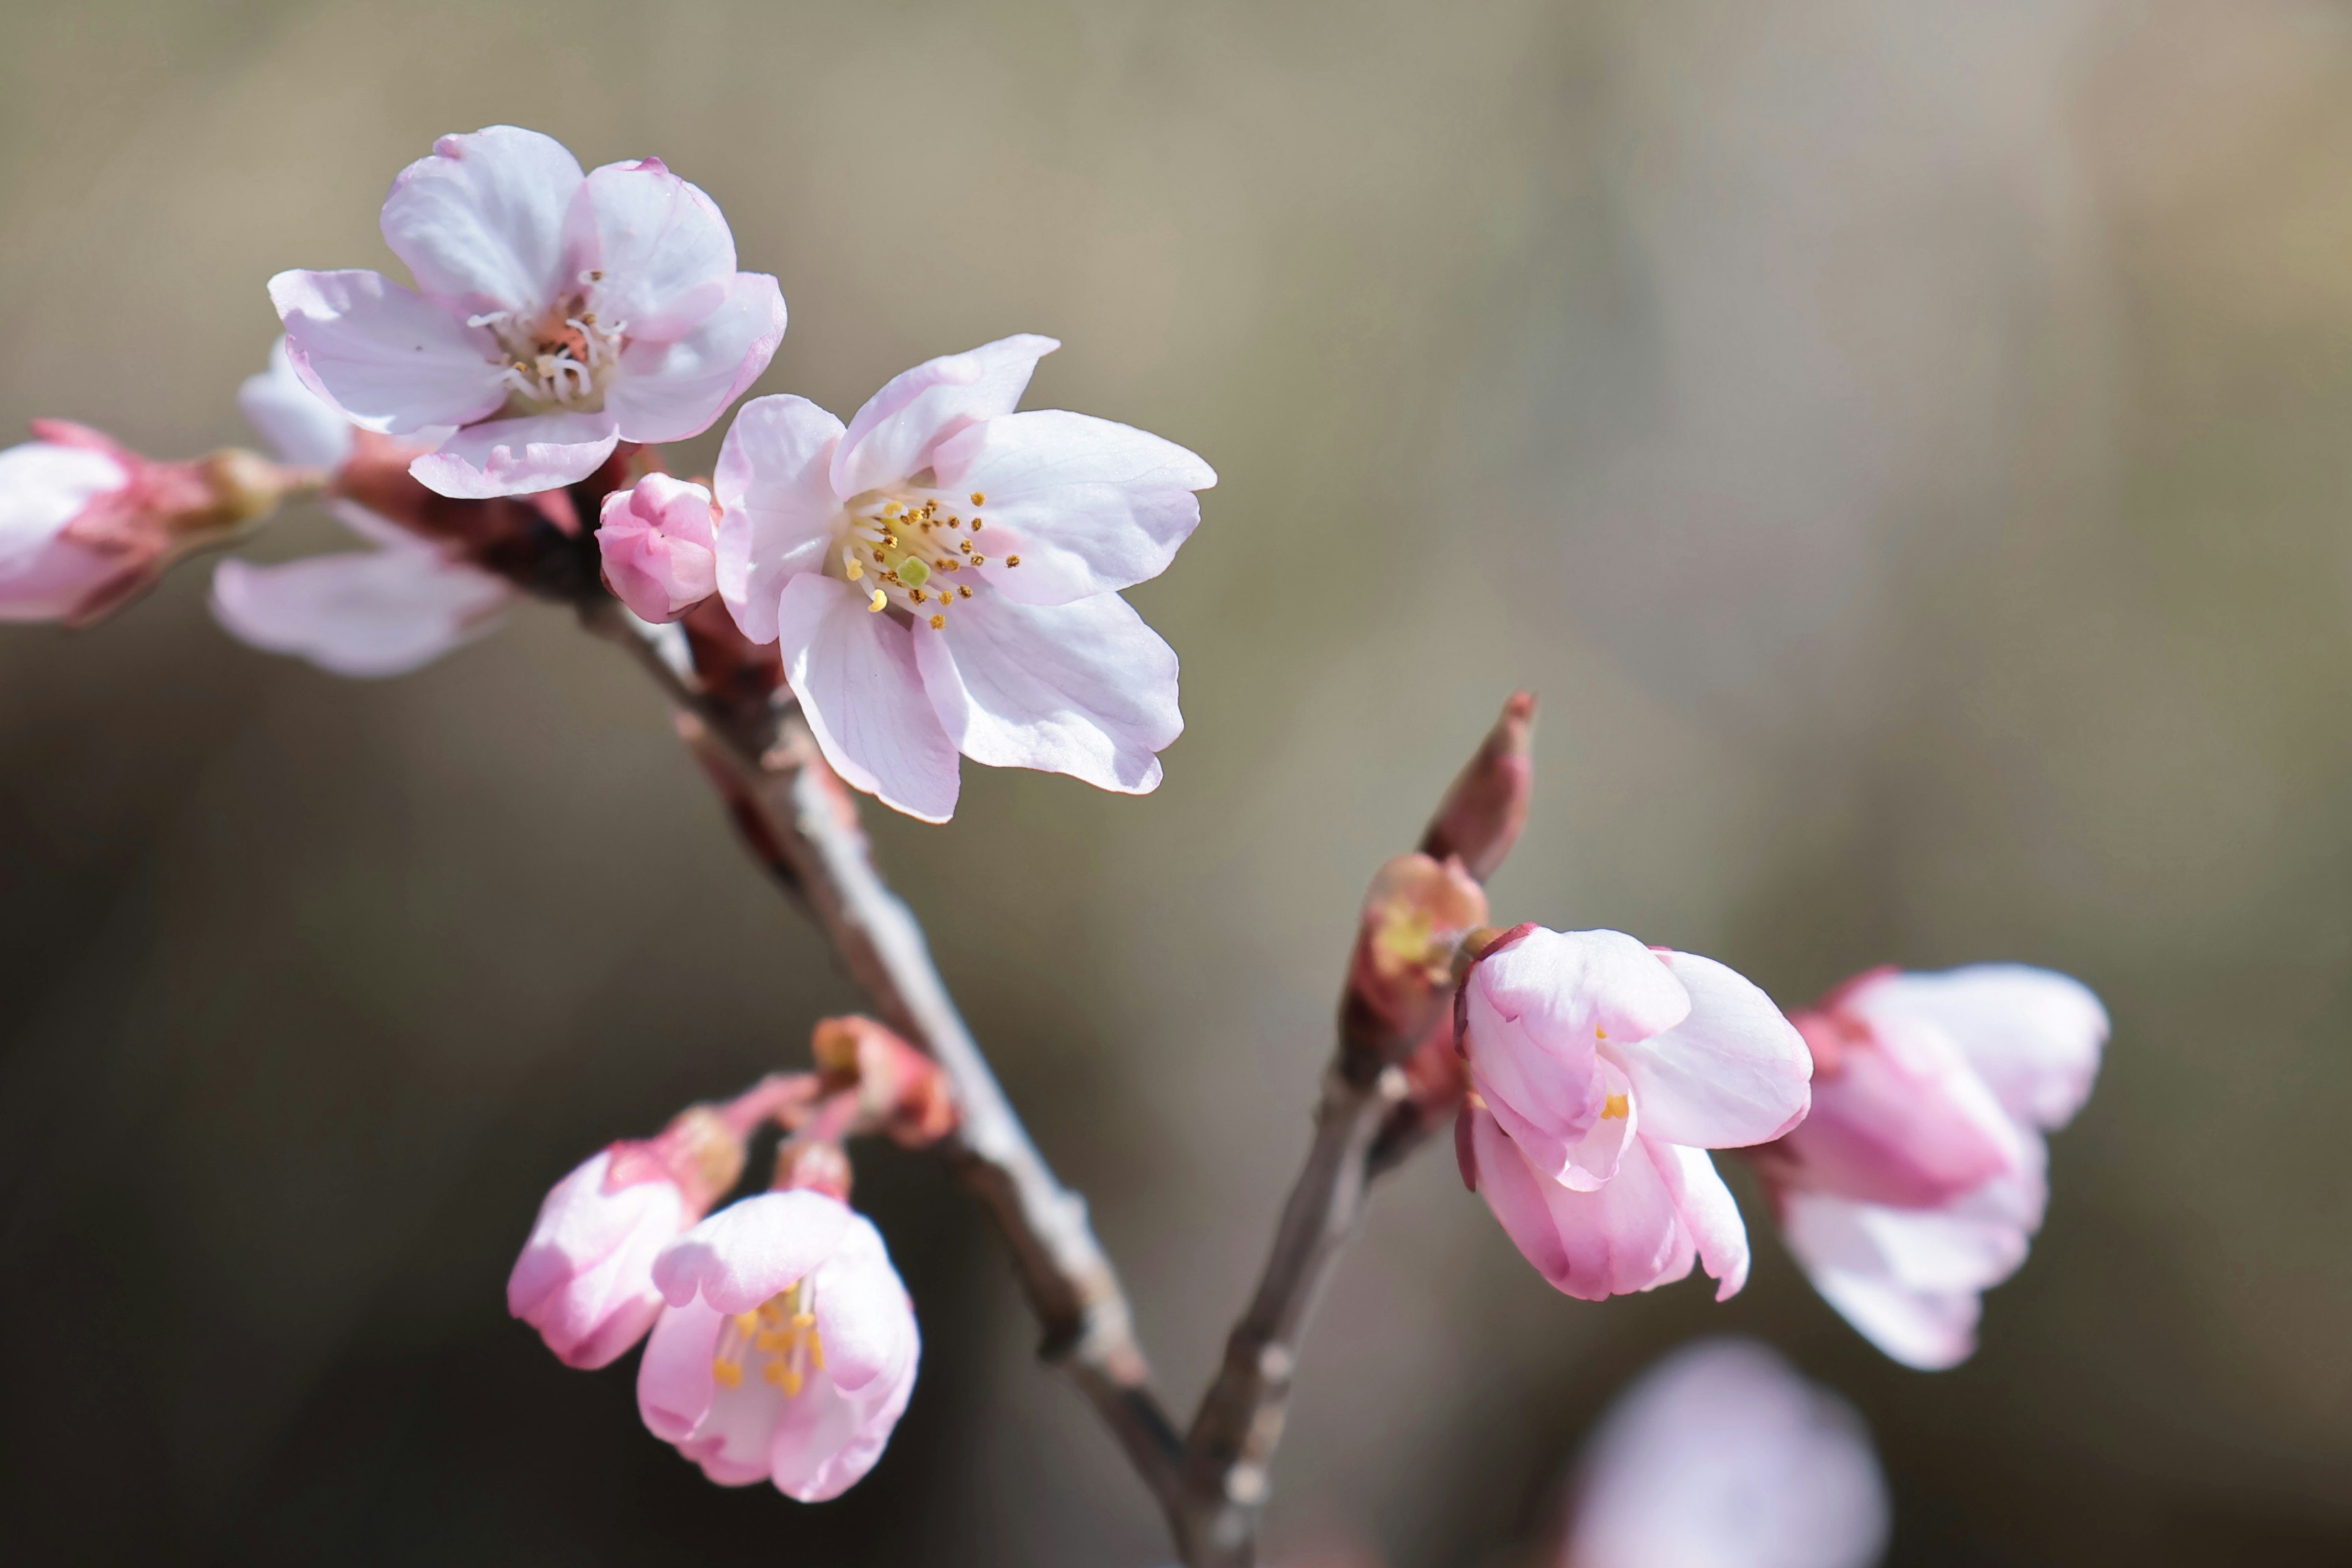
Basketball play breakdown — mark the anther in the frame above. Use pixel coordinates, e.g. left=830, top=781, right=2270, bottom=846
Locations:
left=929, top=613, right=945, bottom=629
left=959, top=541, right=972, bottom=555
left=957, top=585, right=973, bottom=599
left=846, top=559, right=864, bottom=580
left=971, top=519, right=984, bottom=532
left=1006, top=555, right=1021, bottom=567
left=868, top=589, right=887, bottom=612
left=970, top=491, right=986, bottom=505
left=910, top=588, right=926, bottom=603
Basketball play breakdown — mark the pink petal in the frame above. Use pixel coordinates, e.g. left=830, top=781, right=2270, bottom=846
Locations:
left=0, top=442, right=126, bottom=566
left=775, top=574, right=962, bottom=823
left=1566, top=1338, right=1890, bottom=1568
left=608, top=271, right=786, bottom=444
left=570, top=158, right=738, bottom=338
left=1471, top=1108, right=1686, bottom=1301
left=1477, top=929, right=1694, bottom=1054
left=1605, top=951, right=1812, bottom=1150
left=270, top=270, right=508, bottom=434
left=209, top=548, right=509, bottom=678
left=650, top=1189, right=854, bottom=1313
left=1855, top=965, right=2108, bottom=1131
left=598, top=475, right=718, bottom=622
left=238, top=337, right=353, bottom=470
left=911, top=589, right=1177, bottom=794
left=927, top=409, right=1214, bottom=606
left=769, top=1345, right=917, bottom=1502
left=1649, top=1139, right=1751, bottom=1300
left=1466, top=1003, right=1618, bottom=1190
left=0, top=538, right=124, bottom=623
left=408, top=410, right=620, bottom=499
left=713, top=394, right=845, bottom=643
left=830, top=334, right=1059, bottom=497
left=636, top=1298, right=729, bottom=1444
left=379, top=126, right=583, bottom=314
left=807, top=1216, right=915, bottom=1395
left=1770, top=1016, right=2020, bottom=1208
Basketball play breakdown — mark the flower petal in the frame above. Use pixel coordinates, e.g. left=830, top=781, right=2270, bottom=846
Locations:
left=209, top=548, right=509, bottom=678
left=407, top=410, right=620, bottom=499
left=928, top=409, right=1213, bottom=605
left=608, top=271, right=786, bottom=445
left=379, top=125, right=583, bottom=314
left=1606, top=950, right=1812, bottom=1149
left=636, top=1298, right=727, bottom=1444
left=1769, top=1013, right=2020, bottom=1208
left=1477, top=928, right=1694, bottom=1054
left=238, top=337, right=354, bottom=470
left=774, top=574, right=961, bottom=822
left=830, top=334, right=1059, bottom=497
left=714, top=394, right=845, bottom=643
left=270, top=269, right=508, bottom=434
left=0, top=442, right=125, bottom=565
left=912, top=589, right=1177, bottom=794
left=809, top=1217, right=916, bottom=1396
left=571, top=158, right=738, bottom=337
left=1855, top=965, right=2108, bottom=1131
left=650, top=1189, right=854, bottom=1313
left=1649, top=1140, right=1751, bottom=1300
left=1471, top=1109, right=1687, bottom=1301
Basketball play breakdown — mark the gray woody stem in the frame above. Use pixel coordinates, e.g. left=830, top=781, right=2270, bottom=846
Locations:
left=582, top=603, right=1188, bottom=1512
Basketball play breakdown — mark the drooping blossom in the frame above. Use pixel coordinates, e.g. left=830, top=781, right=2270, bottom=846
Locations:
left=598, top=473, right=718, bottom=622
left=1455, top=927, right=1811, bottom=1301
left=1561, top=1337, right=1890, bottom=1568
left=211, top=339, right=513, bottom=677
left=638, top=1189, right=919, bottom=1500
left=1751, top=965, right=2106, bottom=1370
left=711, top=335, right=1214, bottom=821
left=1, top=420, right=289, bottom=625
left=509, top=1102, right=765, bottom=1371
left=271, top=125, right=785, bottom=500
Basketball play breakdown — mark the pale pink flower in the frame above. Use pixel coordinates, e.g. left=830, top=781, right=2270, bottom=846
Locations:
left=1754, top=965, right=2106, bottom=1370
left=1455, top=928, right=1811, bottom=1301
left=712, top=335, right=1214, bottom=821
left=271, top=125, right=785, bottom=500
left=598, top=473, right=718, bottom=622
left=638, top=1190, right=919, bottom=1501
left=1562, top=1337, right=1890, bottom=1568
left=211, top=339, right=513, bottom=677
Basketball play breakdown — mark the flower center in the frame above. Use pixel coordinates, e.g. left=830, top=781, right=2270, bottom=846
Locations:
left=829, top=486, right=1022, bottom=631
left=709, top=1280, right=825, bottom=1397
left=473, top=273, right=627, bottom=417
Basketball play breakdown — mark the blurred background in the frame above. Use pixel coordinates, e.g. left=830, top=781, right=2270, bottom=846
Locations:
left=3, top=0, right=2349, bottom=1562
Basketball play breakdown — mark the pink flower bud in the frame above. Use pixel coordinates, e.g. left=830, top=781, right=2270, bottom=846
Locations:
left=639, top=1190, right=919, bottom=1501
left=598, top=473, right=720, bottom=622
left=809, top=1016, right=957, bottom=1149
left=1418, top=691, right=1536, bottom=882
left=1341, top=853, right=1489, bottom=1061
left=0, top=421, right=292, bottom=625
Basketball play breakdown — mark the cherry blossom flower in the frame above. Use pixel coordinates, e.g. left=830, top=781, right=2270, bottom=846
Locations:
left=1455, top=927, right=1811, bottom=1301
left=1561, top=1337, right=1890, bottom=1568
left=211, top=340, right=513, bottom=677
left=509, top=1103, right=765, bottom=1370
left=712, top=334, right=1214, bottom=821
left=1752, top=965, right=2106, bottom=1370
left=1, top=421, right=287, bottom=625
left=598, top=473, right=718, bottom=622
left=638, top=1189, right=919, bottom=1501
left=271, top=125, right=785, bottom=500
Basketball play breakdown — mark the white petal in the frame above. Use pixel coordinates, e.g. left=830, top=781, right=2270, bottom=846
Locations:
left=269, top=269, right=507, bottom=434
left=209, top=549, right=508, bottom=678
left=774, top=574, right=961, bottom=823
left=609, top=272, right=786, bottom=445
left=1605, top=950, right=1813, bottom=1149
left=713, top=394, right=845, bottom=643
left=238, top=337, right=353, bottom=470
left=930, top=409, right=1213, bottom=606
left=379, top=125, right=583, bottom=312
left=408, top=410, right=620, bottom=499
left=913, top=590, right=1177, bottom=794
left=1857, top=965, right=2108, bottom=1131
left=571, top=159, right=739, bottom=337
left=1649, top=1140, right=1751, bottom=1300
left=0, top=442, right=125, bottom=565
left=830, top=334, right=1058, bottom=497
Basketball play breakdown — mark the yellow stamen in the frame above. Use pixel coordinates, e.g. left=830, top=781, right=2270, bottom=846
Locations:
left=845, top=558, right=864, bottom=580
left=1602, top=1093, right=1630, bottom=1120
left=868, top=589, right=887, bottom=612
left=1006, top=554, right=1021, bottom=567
left=970, top=491, right=986, bottom=505
left=711, top=1359, right=744, bottom=1388
left=929, top=613, right=945, bottom=630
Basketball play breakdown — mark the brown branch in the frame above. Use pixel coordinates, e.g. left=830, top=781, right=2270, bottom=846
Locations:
left=581, top=601, right=1188, bottom=1513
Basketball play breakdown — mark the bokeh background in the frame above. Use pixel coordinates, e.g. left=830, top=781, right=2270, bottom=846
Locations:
left=3, top=1, right=2348, bottom=1562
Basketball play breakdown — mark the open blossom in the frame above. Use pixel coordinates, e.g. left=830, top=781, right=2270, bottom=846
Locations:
left=1456, top=928, right=1811, bottom=1301
left=712, top=334, right=1214, bottom=821
left=508, top=1106, right=756, bottom=1370
left=1752, top=965, right=2106, bottom=1370
left=1562, top=1338, right=1890, bottom=1568
left=272, top=125, right=784, bottom=500
left=211, top=339, right=513, bottom=677
left=639, top=1189, right=919, bottom=1501
left=598, top=473, right=717, bottom=622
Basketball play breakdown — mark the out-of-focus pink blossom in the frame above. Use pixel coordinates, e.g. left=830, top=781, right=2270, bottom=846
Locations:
left=509, top=1101, right=767, bottom=1370
left=1562, top=1337, right=1890, bottom=1568
left=638, top=1189, right=919, bottom=1501
left=710, top=336, right=1214, bottom=821
left=1455, top=928, right=1811, bottom=1302
left=598, top=473, right=718, bottom=622
left=0, top=421, right=284, bottom=625
left=1754, top=964, right=2107, bottom=1370
left=211, top=340, right=513, bottom=677
left=271, top=125, right=784, bottom=500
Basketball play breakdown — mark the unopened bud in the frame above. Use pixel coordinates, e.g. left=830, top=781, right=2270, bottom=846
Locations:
left=810, top=1015, right=959, bottom=1148
left=1418, top=692, right=1536, bottom=883
left=1341, top=853, right=1489, bottom=1069
left=773, top=1137, right=854, bottom=1202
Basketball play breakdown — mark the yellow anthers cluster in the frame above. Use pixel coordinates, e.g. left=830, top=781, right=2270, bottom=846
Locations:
left=709, top=1281, right=826, bottom=1398
left=840, top=488, right=1013, bottom=629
